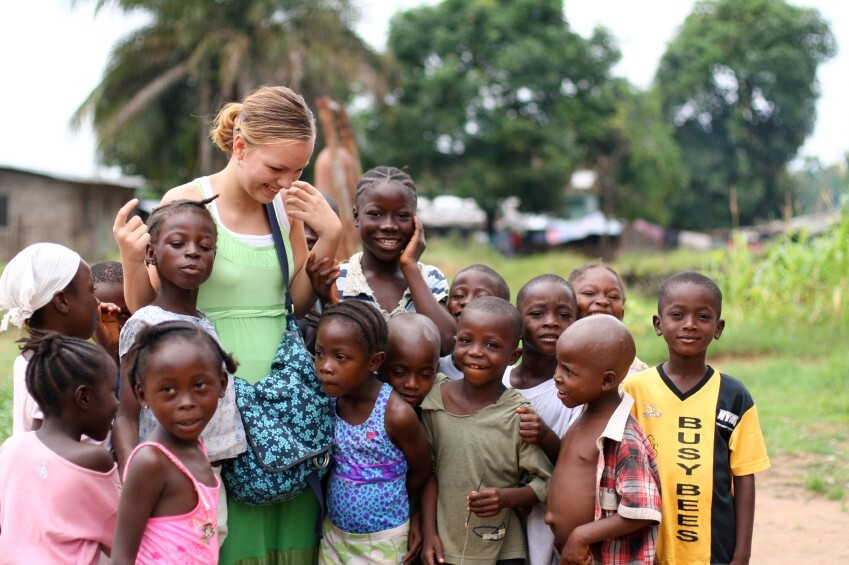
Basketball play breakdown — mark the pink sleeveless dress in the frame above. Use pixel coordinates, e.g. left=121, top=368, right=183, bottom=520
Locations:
left=125, top=442, right=220, bottom=564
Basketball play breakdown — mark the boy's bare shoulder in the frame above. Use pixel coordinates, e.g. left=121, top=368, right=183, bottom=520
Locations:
left=161, top=182, right=204, bottom=204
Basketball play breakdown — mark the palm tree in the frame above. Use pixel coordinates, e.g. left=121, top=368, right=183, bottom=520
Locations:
left=73, top=0, right=386, bottom=188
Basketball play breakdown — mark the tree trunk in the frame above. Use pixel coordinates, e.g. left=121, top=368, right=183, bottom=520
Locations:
left=197, top=64, right=213, bottom=176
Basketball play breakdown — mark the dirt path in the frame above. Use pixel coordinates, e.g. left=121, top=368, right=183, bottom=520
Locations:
left=751, top=454, right=848, bottom=564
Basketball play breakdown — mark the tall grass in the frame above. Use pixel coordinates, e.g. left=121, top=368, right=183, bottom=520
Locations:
left=710, top=211, right=848, bottom=322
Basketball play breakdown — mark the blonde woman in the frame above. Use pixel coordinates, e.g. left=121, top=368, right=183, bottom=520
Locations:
left=114, top=85, right=341, bottom=564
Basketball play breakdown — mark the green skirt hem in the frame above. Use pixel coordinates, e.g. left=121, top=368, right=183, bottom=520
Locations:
left=226, top=547, right=317, bottom=565
left=219, top=489, right=320, bottom=565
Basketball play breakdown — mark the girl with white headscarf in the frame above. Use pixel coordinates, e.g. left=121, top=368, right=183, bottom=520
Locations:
left=0, top=243, right=101, bottom=434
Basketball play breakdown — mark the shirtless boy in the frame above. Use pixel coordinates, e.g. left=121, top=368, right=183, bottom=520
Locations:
left=545, top=315, right=661, bottom=565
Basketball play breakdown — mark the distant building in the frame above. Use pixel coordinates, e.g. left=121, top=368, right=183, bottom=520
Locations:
left=0, top=166, right=142, bottom=262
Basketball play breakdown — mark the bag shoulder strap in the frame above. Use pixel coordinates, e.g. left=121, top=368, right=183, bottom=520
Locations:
left=265, top=202, right=294, bottom=315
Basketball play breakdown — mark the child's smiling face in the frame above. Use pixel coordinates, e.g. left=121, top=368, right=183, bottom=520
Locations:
left=453, top=309, right=521, bottom=386
left=572, top=266, right=625, bottom=320
left=136, top=338, right=226, bottom=443
left=354, top=181, right=416, bottom=263
left=553, top=337, right=604, bottom=408
left=447, top=269, right=504, bottom=319
left=654, top=282, right=724, bottom=357
left=518, top=281, right=577, bottom=357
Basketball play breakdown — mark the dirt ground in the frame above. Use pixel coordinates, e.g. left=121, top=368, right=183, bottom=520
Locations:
left=751, top=454, right=849, bottom=564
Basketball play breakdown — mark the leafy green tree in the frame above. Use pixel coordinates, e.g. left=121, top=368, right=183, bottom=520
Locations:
left=604, top=87, right=688, bottom=227
left=359, top=0, right=620, bottom=233
left=74, top=0, right=384, bottom=188
left=656, top=0, right=836, bottom=230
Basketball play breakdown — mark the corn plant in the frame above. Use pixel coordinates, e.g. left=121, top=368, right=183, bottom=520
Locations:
left=710, top=210, right=848, bottom=323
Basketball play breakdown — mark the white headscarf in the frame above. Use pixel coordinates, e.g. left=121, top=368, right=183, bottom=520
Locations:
left=0, top=243, right=82, bottom=331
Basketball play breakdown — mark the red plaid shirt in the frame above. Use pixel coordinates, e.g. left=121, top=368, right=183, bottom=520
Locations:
left=590, top=393, right=662, bottom=565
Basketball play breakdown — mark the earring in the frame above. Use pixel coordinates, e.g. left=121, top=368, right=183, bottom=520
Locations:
left=236, top=160, right=242, bottom=169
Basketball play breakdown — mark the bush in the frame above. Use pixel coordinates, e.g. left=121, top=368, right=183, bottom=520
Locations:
left=710, top=211, right=848, bottom=323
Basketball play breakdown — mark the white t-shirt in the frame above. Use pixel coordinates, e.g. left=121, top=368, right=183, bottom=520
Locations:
left=437, top=354, right=464, bottom=381
left=502, top=366, right=579, bottom=565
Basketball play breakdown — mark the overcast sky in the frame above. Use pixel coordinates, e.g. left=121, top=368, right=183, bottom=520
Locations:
left=1, top=0, right=845, bottom=179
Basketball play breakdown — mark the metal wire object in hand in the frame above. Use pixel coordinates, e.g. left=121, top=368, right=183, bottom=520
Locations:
left=460, top=474, right=486, bottom=565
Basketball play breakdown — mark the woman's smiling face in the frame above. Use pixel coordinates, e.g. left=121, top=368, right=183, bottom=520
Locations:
left=236, top=139, right=314, bottom=204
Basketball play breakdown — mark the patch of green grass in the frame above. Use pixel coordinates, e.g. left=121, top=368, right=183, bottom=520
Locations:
left=806, top=474, right=829, bottom=495
left=714, top=348, right=849, bottom=501
left=0, top=330, right=19, bottom=442
left=805, top=471, right=846, bottom=502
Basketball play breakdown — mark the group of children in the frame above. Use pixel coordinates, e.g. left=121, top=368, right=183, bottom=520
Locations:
left=0, top=165, right=770, bottom=565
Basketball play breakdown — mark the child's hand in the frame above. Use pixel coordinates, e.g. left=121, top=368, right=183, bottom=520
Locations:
left=560, top=534, right=593, bottom=565
left=467, top=487, right=506, bottom=517
left=94, top=302, right=122, bottom=352
left=421, top=531, right=445, bottom=565
left=113, top=199, right=149, bottom=263
left=404, top=511, right=423, bottom=564
left=305, top=252, right=340, bottom=306
left=399, top=215, right=426, bottom=269
left=284, top=181, right=342, bottom=238
left=516, top=406, right=547, bottom=444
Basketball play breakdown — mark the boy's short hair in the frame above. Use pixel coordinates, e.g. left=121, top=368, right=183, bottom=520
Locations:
left=452, top=264, right=511, bottom=301
left=91, top=261, right=124, bottom=285
left=516, top=274, right=574, bottom=306
left=462, top=296, right=522, bottom=345
left=561, top=314, right=635, bottom=383
left=658, top=272, right=723, bottom=315
left=387, top=313, right=440, bottom=354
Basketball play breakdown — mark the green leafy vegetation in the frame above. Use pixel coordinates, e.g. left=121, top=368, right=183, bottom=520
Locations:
left=657, top=0, right=836, bottom=229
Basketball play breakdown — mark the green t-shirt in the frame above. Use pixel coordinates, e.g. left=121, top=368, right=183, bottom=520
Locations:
left=421, top=382, right=552, bottom=563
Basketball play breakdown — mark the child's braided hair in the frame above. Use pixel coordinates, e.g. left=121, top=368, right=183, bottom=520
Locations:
left=147, top=196, right=220, bottom=244
left=20, top=331, right=112, bottom=417
left=123, top=321, right=237, bottom=397
left=319, top=300, right=388, bottom=356
left=354, top=166, right=417, bottom=207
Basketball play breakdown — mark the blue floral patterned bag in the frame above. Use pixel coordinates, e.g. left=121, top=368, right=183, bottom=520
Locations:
left=221, top=203, right=332, bottom=512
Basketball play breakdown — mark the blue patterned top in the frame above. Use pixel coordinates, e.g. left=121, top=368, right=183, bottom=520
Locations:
left=335, top=252, right=449, bottom=319
left=327, top=382, right=408, bottom=534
